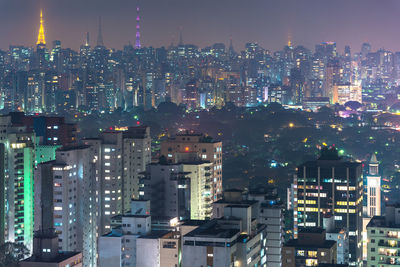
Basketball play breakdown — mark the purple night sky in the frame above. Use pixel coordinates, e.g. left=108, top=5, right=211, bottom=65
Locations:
left=0, top=0, right=400, bottom=53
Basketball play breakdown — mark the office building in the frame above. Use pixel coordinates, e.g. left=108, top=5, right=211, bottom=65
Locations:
left=332, top=83, right=362, bottom=105
left=293, top=147, right=363, bottom=265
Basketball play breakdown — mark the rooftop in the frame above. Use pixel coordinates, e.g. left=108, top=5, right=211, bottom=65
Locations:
left=22, top=252, right=81, bottom=263
left=184, top=220, right=240, bottom=239
left=284, top=238, right=336, bottom=249
left=57, top=145, right=90, bottom=152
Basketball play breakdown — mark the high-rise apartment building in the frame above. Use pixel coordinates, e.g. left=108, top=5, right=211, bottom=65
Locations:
left=83, top=126, right=151, bottom=234
left=0, top=115, right=36, bottom=251
left=182, top=204, right=267, bottom=267
left=34, top=146, right=99, bottom=267
left=293, top=147, right=363, bottom=266
left=246, top=186, right=285, bottom=267
left=139, top=160, right=213, bottom=220
left=160, top=132, right=223, bottom=201
left=367, top=204, right=400, bottom=267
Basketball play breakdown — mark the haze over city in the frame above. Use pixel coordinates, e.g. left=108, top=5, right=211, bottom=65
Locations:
left=1, top=0, right=400, bottom=51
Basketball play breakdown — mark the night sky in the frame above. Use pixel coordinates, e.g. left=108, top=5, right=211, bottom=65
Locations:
left=1, top=0, right=400, bottom=53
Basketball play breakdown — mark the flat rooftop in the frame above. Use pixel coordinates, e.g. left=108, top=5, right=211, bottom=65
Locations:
left=284, top=239, right=336, bottom=249
left=22, top=252, right=81, bottom=263
left=184, top=220, right=240, bottom=239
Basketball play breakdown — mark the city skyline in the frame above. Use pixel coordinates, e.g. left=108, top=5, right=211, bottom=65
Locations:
left=1, top=0, right=400, bottom=51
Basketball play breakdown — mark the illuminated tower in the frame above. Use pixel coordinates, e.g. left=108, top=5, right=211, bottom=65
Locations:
left=37, top=10, right=46, bottom=46
left=366, top=153, right=381, bottom=217
left=135, top=1, right=141, bottom=49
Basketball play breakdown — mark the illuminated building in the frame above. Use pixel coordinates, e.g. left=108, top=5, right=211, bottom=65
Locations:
left=246, top=187, right=285, bottom=267
left=0, top=115, right=35, bottom=251
left=160, top=132, right=223, bottom=201
left=139, top=160, right=213, bottom=220
left=83, top=126, right=151, bottom=233
left=282, top=228, right=337, bottom=267
left=324, top=214, right=350, bottom=264
left=324, top=59, right=342, bottom=102
left=366, top=154, right=381, bottom=217
left=182, top=204, right=267, bottom=267
left=367, top=204, right=400, bottom=266
left=26, top=71, right=46, bottom=113
left=332, top=83, right=362, bottom=105
left=121, top=126, right=151, bottom=210
left=34, top=146, right=99, bottom=267
left=98, top=200, right=180, bottom=267
left=315, top=42, right=337, bottom=59
left=8, top=112, right=77, bottom=147
left=302, top=97, right=330, bottom=111
left=362, top=154, right=382, bottom=261
left=293, top=147, right=363, bottom=266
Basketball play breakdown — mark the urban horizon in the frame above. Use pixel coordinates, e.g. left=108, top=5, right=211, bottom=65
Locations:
left=3, top=0, right=400, bottom=51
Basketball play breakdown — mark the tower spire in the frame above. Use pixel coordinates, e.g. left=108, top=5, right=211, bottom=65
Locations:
left=287, top=31, right=292, bottom=47
left=37, top=10, right=46, bottom=45
left=97, top=16, right=104, bottom=47
left=135, top=1, right=141, bottom=49
left=85, top=32, right=90, bottom=46
left=179, top=26, right=183, bottom=46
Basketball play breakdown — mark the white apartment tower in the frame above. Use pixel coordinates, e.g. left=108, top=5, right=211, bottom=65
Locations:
left=83, top=126, right=151, bottom=234
left=34, top=146, right=99, bottom=267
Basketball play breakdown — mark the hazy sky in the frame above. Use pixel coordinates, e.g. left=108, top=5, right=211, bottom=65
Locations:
left=1, top=0, right=400, bottom=53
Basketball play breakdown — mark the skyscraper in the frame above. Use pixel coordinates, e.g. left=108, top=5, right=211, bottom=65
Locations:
left=0, top=115, right=36, bottom=251
left=34, top=146, right=99, bottom=267
left=293, top=147, right=363, bottom=266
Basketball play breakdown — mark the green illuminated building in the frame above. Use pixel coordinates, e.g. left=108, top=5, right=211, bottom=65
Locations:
left=0, top=115, right=36, bottom=252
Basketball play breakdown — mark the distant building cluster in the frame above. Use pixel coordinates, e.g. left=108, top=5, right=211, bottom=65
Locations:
left=0, top=12, right=400, bottom=115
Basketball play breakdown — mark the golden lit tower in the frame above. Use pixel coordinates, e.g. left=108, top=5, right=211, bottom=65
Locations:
left=37, top=10, right=46, bottom=45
